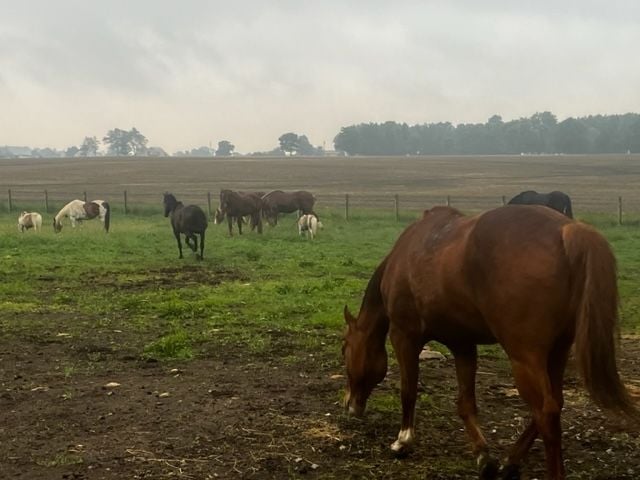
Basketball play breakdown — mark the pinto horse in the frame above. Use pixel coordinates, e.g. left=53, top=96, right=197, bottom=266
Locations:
left=342, top=205, right=637, bottom=480
left=53, top=199, right=110, bottom=232
left=214, top=190, right=263, bottom=235
left=508, top=190, right=573, bottom=218
left=18, top=211, right=43, bottom=232
left=163, top=193, right=208, bottom=259
left=261, top=190, right=315, bottom=226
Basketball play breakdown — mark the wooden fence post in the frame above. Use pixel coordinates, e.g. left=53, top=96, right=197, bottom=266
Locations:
left=124, top=190, right=128, bottom=214
left=207, top=192, right=212, bottom=218
left=394, top=194, right=399, bottom=221
left=618, top=196, right=623, bottom=225
left=45, top=190, right=49, bottom=213
left=8, top=189, right=12, bottom=213
left=446, top=195, right=451, bottom=207
left=502, top=195, right=506, bottom=206
left=345, top=194, right=350, bottom=221
left=83, top=191, right=87, bottom=202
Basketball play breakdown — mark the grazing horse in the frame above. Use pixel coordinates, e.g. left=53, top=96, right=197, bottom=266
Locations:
left=53, top=199, right=110, bottom=232
left=342, top=205, right=637, bottom=480
left=214, top=190, right=263, bottom=235
left=508, top=190, right=573, bottom=218
left=261, top=190, right=316, bottom=226
left=163, top=193, right=207, bottom=259
left=18, top=211, right=43, bottom=233
left=298, top=213, right=322, bottom=240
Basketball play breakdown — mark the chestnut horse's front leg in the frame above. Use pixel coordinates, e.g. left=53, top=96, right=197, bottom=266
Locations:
left=389, top=327, right=422, bottom=455
left=450, top=344, right=500, bottom=479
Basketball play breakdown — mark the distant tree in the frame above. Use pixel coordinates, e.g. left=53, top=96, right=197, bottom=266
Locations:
left=65, top=145, right=80, bottom=157
left=278, top=132, right=299, bottom=155
left=78, top=136, right=100, bottom=156
left=189, top=146, right=215, bottom=157
left=129, top=127, right=148, bottom=155
left=103, top=127, right=148, bottom=156
left=216, top=140, right=235, bottom=156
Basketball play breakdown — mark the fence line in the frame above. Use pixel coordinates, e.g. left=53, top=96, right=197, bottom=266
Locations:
left=2, top=188, right=638, bottom=225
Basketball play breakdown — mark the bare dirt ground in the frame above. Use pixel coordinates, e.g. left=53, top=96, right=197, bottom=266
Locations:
left=2, top=319, right=639, bottom=479
left=2, top=154, right=640, bottom=213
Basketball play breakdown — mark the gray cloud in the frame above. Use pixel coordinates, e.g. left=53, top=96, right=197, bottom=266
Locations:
left=1, top=1, right=639, bottom=152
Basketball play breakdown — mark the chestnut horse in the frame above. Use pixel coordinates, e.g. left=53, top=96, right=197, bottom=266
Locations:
left=342, top=205, right=637, bottom=479
left=214, top=190, right=263, bottom=235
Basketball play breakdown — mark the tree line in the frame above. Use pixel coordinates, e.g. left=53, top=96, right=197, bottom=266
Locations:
left=3, top=112, right=640, bottom=159
left=333, top=112, right=640, bottom=155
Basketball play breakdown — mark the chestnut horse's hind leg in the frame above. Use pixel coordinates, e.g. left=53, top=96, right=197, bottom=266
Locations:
left=508, top=354, right=566, bottom=480
left=450, top=344, right=499, bottom=479
left=388, top=327, right=422, bottom=455
left=502, top=343, right=570, bottom=480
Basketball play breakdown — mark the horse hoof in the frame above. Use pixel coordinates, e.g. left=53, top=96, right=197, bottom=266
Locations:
left=478, top=456, right=500, bottom=480
left=500, top=464, right=520, bottom=480
left=390, top=441, right=412, bottom=458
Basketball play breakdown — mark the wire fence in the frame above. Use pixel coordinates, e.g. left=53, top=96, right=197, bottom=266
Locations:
left=2, top=187, right=635, bottom=224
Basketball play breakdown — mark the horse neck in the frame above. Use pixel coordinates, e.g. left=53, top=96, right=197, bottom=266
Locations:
left=169, top=202, right=184, bottom=217
left=357, top=260, right=390, bottom=346
left=55, top=202, right=74, bottom=222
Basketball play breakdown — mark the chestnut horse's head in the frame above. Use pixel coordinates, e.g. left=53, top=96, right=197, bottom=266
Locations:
left=342, top=305, right=388, bottom=417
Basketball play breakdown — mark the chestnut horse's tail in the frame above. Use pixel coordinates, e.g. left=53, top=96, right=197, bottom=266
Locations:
left=563, top=223, right=637, bottom=418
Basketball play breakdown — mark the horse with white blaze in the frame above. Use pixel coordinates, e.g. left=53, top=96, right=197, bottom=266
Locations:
left=53, top=199, right=111, bottom=233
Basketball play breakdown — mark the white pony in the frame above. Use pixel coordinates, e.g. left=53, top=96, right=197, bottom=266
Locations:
left=53, top=199, right=110, bottom=233
left=18, top=211, right=43, bottom=233
left=298, top=213, right=322, bottom=240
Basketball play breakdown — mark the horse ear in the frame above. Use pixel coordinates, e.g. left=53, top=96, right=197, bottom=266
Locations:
left=343, top=305, right=356, bottom=326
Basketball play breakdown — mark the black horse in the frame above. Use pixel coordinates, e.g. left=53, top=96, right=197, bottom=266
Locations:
left=163, top=193, right=208, bottom=259
left=508, top=190, right=573, bottom=218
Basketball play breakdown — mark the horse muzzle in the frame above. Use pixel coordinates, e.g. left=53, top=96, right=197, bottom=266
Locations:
left=344, top=390, right=365, bottom=417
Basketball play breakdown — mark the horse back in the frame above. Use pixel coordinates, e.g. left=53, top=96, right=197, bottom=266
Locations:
left=175, top=205, right=208, bottom=233
left=379, top=205, right=574, bottom=345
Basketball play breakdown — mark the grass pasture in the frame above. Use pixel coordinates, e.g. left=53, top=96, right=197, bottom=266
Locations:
left=1, top=206, right=640, bottom=479
left=0, top=157, right=640, bottom=479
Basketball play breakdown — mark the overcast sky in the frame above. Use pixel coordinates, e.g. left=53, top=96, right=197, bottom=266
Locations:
left=1, top=1, right=639, bottom=153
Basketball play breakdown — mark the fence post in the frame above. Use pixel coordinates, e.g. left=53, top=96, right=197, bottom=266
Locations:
left=446, top=195, right=451, bottom=207
left=83, top=191, right=87, bottom=202
left=207, top=192, right=212, bottom=218
left=45, top=190, right=49, bottom=213
left=8, top=189, right=12, bottom=213
left=124, top=190, right=128, bottom=214
left=345, top=194, right=350, bottom=221
left=501, top=195, right=506, bottom=206
left=618, top=196, right=623, bottom=225
left=394, top=194, right=399, bottom=222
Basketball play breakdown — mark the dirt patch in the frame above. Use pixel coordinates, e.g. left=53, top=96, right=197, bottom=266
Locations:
left=79, top=265, right=248, bottom=291
left=1, top=335, right=639, bottom=479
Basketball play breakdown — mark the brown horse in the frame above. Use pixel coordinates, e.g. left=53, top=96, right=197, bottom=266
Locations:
left=214, top=189, right=263, bottom=235
left=261, top=190, right=315, bottom=226
left=163, top=193, right=207, bottom=259
left=342, top=205, right=637, bottom=480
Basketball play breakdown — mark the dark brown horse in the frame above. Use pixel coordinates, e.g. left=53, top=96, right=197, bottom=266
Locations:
left=214, top=190, right=263, bottom=235
left=261, top=190, right=315, bottom=226
left=163, top=193, right=207, bottom=259
left=342, top=205, right=637, bottom=479
left=508, top=190, right=573, bottom=218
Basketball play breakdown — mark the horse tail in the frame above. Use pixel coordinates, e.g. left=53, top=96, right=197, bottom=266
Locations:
left=562, top=222, right=637, bottom=418
left=102, top=201, right=111, bottom=232
left=564, top=196, right=574, bottom=219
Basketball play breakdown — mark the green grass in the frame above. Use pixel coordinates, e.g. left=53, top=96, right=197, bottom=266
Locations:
left=1, top=208, right=639, bottom=367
